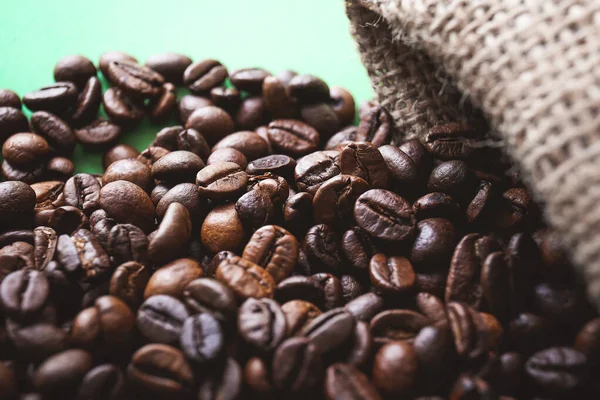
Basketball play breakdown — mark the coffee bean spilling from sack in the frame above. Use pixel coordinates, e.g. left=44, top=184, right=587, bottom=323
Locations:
left=0, top=52, right=596, bottom=399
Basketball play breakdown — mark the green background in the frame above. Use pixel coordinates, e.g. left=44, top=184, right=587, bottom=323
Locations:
left=0, top=0, right=373, bottom=174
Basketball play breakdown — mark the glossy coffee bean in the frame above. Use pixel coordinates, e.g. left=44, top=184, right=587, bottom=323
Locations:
left=275, top=275, right=324, bottom=306
left=201, top=204, right=248, bottom=253
left=263, top=76, right=297, bottom=118
left=215, top=255, right=275, bottom=300
left=230, top=67, right=271, bottom=93
left=303, top=224, right=344, bottom=272
left=54, top=55, right=96, bottom=89
left=356, top=106, right=393, bottom=147
left=0, top=181, right=36, bottom=222
left=148, top=203, right=192, bottom=265
left=74, top=119, right=122, bottom=148
left=369, top=309, right=429, bottom=345
left=379, top=144, right=421, bottom=188
left=312, top=273, right=344, bottom=310
left=423, top=122, right=479, bottom=160
left=56, top=229, right=111, bottom=282
left=294, top=150, right=340, bottom=194
left=103, top=144, right=139, bottom=169
left=183, top=278, right=237, bottom=324
left=268, top=119, right=320, bottom=157
left=0, top=269, right=49, bottom=319
left=330, top=87, right=356, bottom=126
left=184, top=59, right=228, bottom=93
left=344, top=292, right=385, bottom=322
left=428, top=160, right=477, bottom=202
left=373, top=341, right=418, bottom=395
left=98, top=180, right=155, bottom=232
left=242, top=225, right=299, bottom=283
left=144, top=258, right=203, bottom=299
left=102, top=87, right=144, bottom=126
left=75, top=364, right=125, bottom=400
left=354, top=189, right=416, bottom=242
left=107, top=61, right=164, bottom=99
left=145, top=52, right=192, bottom=84
left=210, top=86, right=241, bottom=112
left=284, top=192, right=314, bottom=235
left=64, top=173, right=101, bottom=215
left=272, top=337, right=323, bottom=392
left=313, top=175, right=370, bottom=228
left=3, top=133, right=50, bottom=166
left=369, top=254, right=415, bottom=295
left=325, top=363, right=381, bottom=400
left=281, top=300, right=322, bottom=336
left=288, top=74, right=330, bottom=103
left=107, top=223, right=148, bottom=265
left=151, top=150, right=205, bottom=183
left=413, top=192, right=460, bottom=221
left=235, top=97, right=267, bottom=130
left=30, top=111, right=75, bottom=155
left=409, top=218, right=456, bottom=268
left=300, top=102, right=340, bottom=138
left=156, top=182, right=206, bottom=221
left=0, top=88, right=21, bottom=109
left=185, top=106, right=234, bottom=145
left=180, top=313, right=224, bottom=363
left=525, top=347, right=587, bottom=393
left=109, top=261, right=149, bottom=309
left=213, top=130, right=270, bottom=161
left=71, top=77, right=102, bottom=126
left=137, top=295, right=190, bottom=344
left=301, top=308, right=356, bottom=355
left=178, top=94, right=213, bottom=123
left=0, top=106, right=28, bottom=142
left=103, top=158, right=152, bottom=193
left=207, top=147, right=248, bottom=168
left=23, top=82, right=78, bottom=114
left=196, top=161, right=248, bottom=200
left=33, top=349, right=93, bottom=395
left=238, top=298, right=287, bottom=352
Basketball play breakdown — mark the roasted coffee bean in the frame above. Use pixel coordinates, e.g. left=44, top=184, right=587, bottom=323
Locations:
left=1, top=159, right=45, bottom=183
left=128, top=344, right=194, bottom=395
left=109, top=261, right=149, bottom=309
left=413, top=192, right=460, bottom=221
left=23, top=82, right=78, bottom=114
left=423, top=122, right=479, bottom=160
left=313, top=175, right=370, bottom=228
left=344, top=292, right=385, bottom=322
left=99, top=51, right=138, bottom=77
left=56, top=229, right=110, bottom=282
left=145, top=53, right=192, bottom=84
left=74, top=119, right=122, bottom=148
left=281, top=300, right=322, bottom=336
left=103, top=143, right=139, bottom=169
left=149, top=83, right=177, bottom=123
left=263, top=76, right=297, bottom=118
left=246, top=173, right=289, bottom=206
left=415, top=292, right=447, bottom=322
left=53, top=55, right=96, bottom=89
left=326, top=126, right=358, bottom=150
left=201, top=204, right=248, bottom=253
left=107, top=61, right=164, bottom=99
left=295, top=150, right=340, bottom=194
left=99, top=180, right=155, bottom=232
left=369, top=254, right=415, bottom=295
left=272, top=337, right=323, bottom=392
left=414, top=321, right=454, bottom=378
left=156, top=182, right=205, bottom=222
left=184, top=59, right=228, bottom=93
left=341, top=227, right=377, bottom=273
left=229, top=67, right=270, bottom=93
left=525, top=347, right=587, bottom=393
left=185, top=106, right=234, bottom=145
left=215, top=255, right=275, bottom=300
left=276, top=275, right=324, bottom=306
left=197, top=358, right=241, bottom=400
left=0, top=88, right=21, bottom=109
left=46, top=156, right=74, bottom=181
left=144, top=258, right=203, bottom=299
left=242, top=225, right=299, bottom=283
left=301, top=308, right=355, bottom=355
left=137, top=295, right=190, bottom=344
left=428, top=160, right=477, bottom=202
left=356, top=106, right=393, bottom=147
left=151, top=150, right=205, bottom=183
left=207, top=147, right=248, bottom=168
left=238, top=298, right=287, bottom=352
left=31, top=181, right=65, bottom=210
left=153, top=126, right=211, bottom=159
left=47, top=205, right=88, bottom=235
left=410, top=218, right=457, bottom=268
left=448, top=374, right=494, bottom=400
left=244, top=357, right=274, bottom=394
left=102, top=87, right=144, bottom=126
left=0, top=106, right=28, bottom=142
left=7, top=322, right=68, bottom=360
left=196, top=161, right=248, bottom=200
left=533, top=281, right=587, bottom=325
left=268, top=119, right=320, bottom=157
left=300, top=102, right=340, bottom=137
left=379, top=144, right=422, bottom=189
left=75, top=364, right=125, bottom=400
left=33, top=226, right=58, bottom=270
left=370, top=309, right=429, bottom=346
left=354, top=189, right=416, bottom=242
left=325, top=363, right=381, bottom=400
left=330, top=87, right=356, bottom=125
left=0, top=181, right=36, bottom=222
left=210, top=86, right=241, bottom=112
left=180, top=313, right=224, bottom=363
left=234, top=97, right=267, bottom=130
left=64, top=173, right=101, bottom=215
left=178, top=94, right=213, bottom=123
left=288, top=74, right=330, bottom=103
left=575, top=318, right=600, bottom=362
left=103, top=158, right=152, bottom=193
left=71, top=77, right=102, bottom=126
left=3, top=133, right=50, bottom=167
left=312, top=273, right=344, bottom=310
left=107, top=223, right=148, bottom=265
left=284, top=192, right=314, bottom=235
left=33, top=349, right=93, bottom=395
left=137, top=146, right=170, bottom=167
left=213, top=130, right=270, bottom=161
left=0, top=242, right=35, bottom=275
left=373, top=341, right=418, bottom=395
left=246, top=154, right=295, bottom=178
left=183, top=278, right=237, bottom=324
left=304, top=224, right=344, bottom=272
left=0, top=229, right=34, bottom=247
left=148, top=203, right=191, bottom=265
left=447, top=302, right=501, bottom=359
left=30, top=111, right=75, bottom=155
left=0, top=269, right=49, bottom=319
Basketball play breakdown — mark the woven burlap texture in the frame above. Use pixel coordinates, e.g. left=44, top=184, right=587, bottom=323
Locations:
left=346, top=0, right=600, bottom=307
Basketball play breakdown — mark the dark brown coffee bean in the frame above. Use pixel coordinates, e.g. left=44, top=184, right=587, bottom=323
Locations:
left=0, top=181, right=36, bottom=222
left=325, top=363, right=380, bottom=400
left=30, top=111, right=75, bottom=155
left=47, top=205, right=88, bottom=235
left=370, top=310, right=429, bottom=345
left=311, top=273, right=344, bottom=310
left=533, top=281, right=587, bottom=325
left=373, top=341, right=418, bottom=394
left=103, top=143, right=139, bottom=170
left=75, top=364, right=125, bottom=400
left=102, top=87, right=144, bottom=126
left=107, top=223, right=148, bottom=265
left=238, top=298, right=287, bottom=352
left=98, top=180, right=154, bottom=232
left=369, top=254, right=415, bottom=295
left=1, top=159, right=45, bottom=183
left=379, top=144, right=422, bottom=190
left=197, top=358, right=241, bottom=400
left=137, top=295, right=190, bottom=344
left=294, top=150, right=340, bottom=194
left=74, top=119, right=122, bottom=148
left=178, top=94, right=213, bottom=124
left=410, top=218, right=457, bottom=268
left=71, top=77, right=102, bottom=126
left=23, top=82, right=78, bottom=114
left=137, top=146, right=169, bottom=168
left=7, top=322, right=68, bottom=360
left=289, top=74, right=330, bottom=103
left=184, top=59, right=228, bottom=93
left=148, top=83, right=177, bottom=123
left=213, top=131, right=269, bottom=162
left=0, top=88, right=21, bottom=109
left=414, top=322, right=454, bottom=381
left=416, top=292, right=447, bottom=322
left=423, top=122, right=479, bottom=160
left=300, top=102, right=340, bottom=138
left=194, top=161, right=247, bottom=200
left=303, top=224, right=344, bottom=272
left=33, top=226, right=57, bottom=270
left=448, top=374, right=494, bottom=400
left=56, top=229, right=111, bottom=282
left=103, top=158, right=152, bottom=193
left=356, top=106, right=393, bottom=147
left=263, top=76, right=297, bottom=118
left=145, top=53, right=192, bottom=84
left=109, top=261, right=149, bottom=309
left=329, top=87, right=356, bottom=126
left=156, top=182, right=206, bottom=222
left=31, top=180, right=65, bottom=210
left=3, top=133, right=50, bottom=166
left=99, top=51, right=138, bottom=77
left=0, top=269, right=49, bottom=319
left=268, top=119, right=320, bottom=157
left=281, top=300, right=322, bottom=336
left=107, top=61, right=164, bottom=99
left=340, top=141, right=388, bottom=188
left=341, top=227, right=377, bottom=273
left=185, top=106, right=234, bottom=145
left=151, top=150, right=205, bottom=183
left=0, top=106, right=28, bottom=142
left=148, top=203, right=191, bottom=265
left=480, top=251, right=515, bottom=322
left=246, top=173, right=289, bottom=206
left=210, top=86, right=241, bottom=112
left=183, top=278, right=237, bottom=324
left=448, top=302, right=503, bottom=359
left=229, top=67, right=271, bottom=93
left=428, top=160, right=477, bottom=202
left=180, top=312, right=224, bottom=363
left=525, top=347, right=587, bottom=393
left=242, top=225, right=298, bottom=283
left=33, top=349, right=93, bottom=395
left=272, top=337, right=323, bottom=392
left=53, top=55, right=96, bottom=90
left=325, top=126, right=358, bottom=151
left=300, top=308, right=356, bottom=356
left=284, top=192, right=314, bottom=235
left=206, top=148, right=247, bottom=170
left=215, top=255, right=275, bottom=300
left=201, top=204, right=248, bottom=253
left=354, top=189, right=416, bottom=242
left=313, top=175, right=370, bottom=228
left=276, top=275, right=324, bottom=306
left=46, top=156, right=74, bottom=181
left=246, top=155, right=295, bottom=179
left=128, top=343, right=194, bottom=395
left=413, top=192, right=460, bottom=221
left=63, top=173, right=100, bottom=215
left=144, top=258, right=203, bottom=299
left=344, top=293, right=384, bottom=322
left=277, top=70, right=298, bottom=86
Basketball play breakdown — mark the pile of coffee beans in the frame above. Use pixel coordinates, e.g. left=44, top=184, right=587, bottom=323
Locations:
left=0, top=52, right=598, bottom=400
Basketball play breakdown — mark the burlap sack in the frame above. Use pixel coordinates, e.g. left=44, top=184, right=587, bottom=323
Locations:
left=345, top=0, right=600, bottom=307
